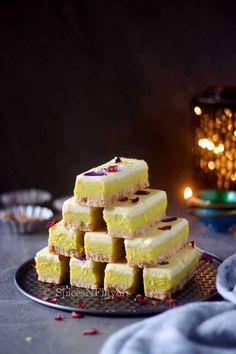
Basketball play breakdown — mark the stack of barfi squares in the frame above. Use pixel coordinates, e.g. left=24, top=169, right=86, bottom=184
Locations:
left=35, top=157, right=199, bottom=300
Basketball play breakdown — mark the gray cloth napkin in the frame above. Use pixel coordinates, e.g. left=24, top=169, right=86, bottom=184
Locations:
left=100, top=302, right=236, bottom=354
left=216, top=253, right=236, bottom=305
left=100, top=253, right=236, bottom=354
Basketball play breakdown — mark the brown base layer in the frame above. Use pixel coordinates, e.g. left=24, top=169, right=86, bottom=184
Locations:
left=104, top=283, right=137, bottom=295
left=108, top=215, right=165, bottom=239
left=76, top=179, right=149, bottom=207
left=144, top=270, right=196, bottom=300
left=127, top=240, right=188, bottom=268
left=62, top=220, right=94, bottom=231
left=49, top=245, right=85, bottom=258
left=70, top=279, right=102, bottom=289
left=86, top=251, right=123, bottom=263
left=37, top=275, right=63, bottom=284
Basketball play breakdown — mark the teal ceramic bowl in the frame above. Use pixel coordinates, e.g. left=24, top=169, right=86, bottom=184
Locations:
left=187, top=189, right=236, bottom=210
left=190, top=207, right=236, bottom=232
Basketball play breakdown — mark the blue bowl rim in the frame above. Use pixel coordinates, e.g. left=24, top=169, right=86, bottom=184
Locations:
left=189, top=208, right=236, bottom=218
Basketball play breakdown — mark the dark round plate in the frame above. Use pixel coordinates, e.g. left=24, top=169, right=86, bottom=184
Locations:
left=14, top=250, right=221, bottom=317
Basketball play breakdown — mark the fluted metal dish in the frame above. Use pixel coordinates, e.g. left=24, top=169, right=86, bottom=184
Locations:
left=0, top=205, right=53, bottom=234
left=0, top=189, right=52, bottom=207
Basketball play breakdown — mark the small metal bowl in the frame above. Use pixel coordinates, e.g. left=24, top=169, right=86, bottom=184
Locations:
left=190, top=207, right=236, bottom=232
left=0, top=205, right=53, bottom=234
left=0, top=189, right=52, bottom=207
left=186, top=189, right=236, bottom=210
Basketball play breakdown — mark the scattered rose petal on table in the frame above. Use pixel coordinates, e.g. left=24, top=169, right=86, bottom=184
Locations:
left=71, top=311, right=84, bottom=318
left=54, top=314, right=63, bottom=321
left=82, top=328, right=98, bottom=335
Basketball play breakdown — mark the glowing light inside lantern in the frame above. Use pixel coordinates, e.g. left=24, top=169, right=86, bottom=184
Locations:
left=184, top=187, right=193, bottom=200
left=198, top=138, right=214, bottom=150
left=194, top=106, right=202, bottom=115
left=193, top=89, right=236, bottom=189
left=208, top=161, right=215, bottom=170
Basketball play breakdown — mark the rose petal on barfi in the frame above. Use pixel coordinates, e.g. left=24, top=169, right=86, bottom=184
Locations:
left=158, top=225, right=172, bottom=231
left=115, top=157, right=122, bottom=163
left=130, top=197, right=139, bottom=203
left=84, top=171, right=107, bottom=176
left=118, top=197, right=129, bottom=202
left=105, top=165, right=119, bottom=173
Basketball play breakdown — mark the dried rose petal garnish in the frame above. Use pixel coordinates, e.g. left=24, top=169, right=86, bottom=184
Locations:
left=115, top=157, right=122, bottom=163
left=135, top=190, right=150, bottom=195
left=115, top=293, right=125, bottom=300
left=158, top=225, right=172, bottom=231
left=76, top=256, right=87, bottom=261
left=77, top=300, right=86, bottom=308
left=71, top=311, right=84, bottom=318
left=165, top=298, right=177, bottom=306
left=200, top=252, right=213, bottom=263
left=82, top=328, right=98, bottom=335
left=118, top=197, right=129, bottom=202
left=46, top=218, right=57, bottom=229
left=159, top=261, right=169, bottom=265
left=161, top=217, right=178, bottom=223
left=84, top=171, right=107, bottom=176
left=150, top=300, right=159, bottom=306
left=58, top=255, right=65, bottom=261
left=189, top=241, right=195, bottom=248
left=31, top=260, right=36, bottom=268
left=105, top=165, right=118, bottom=173
left=54, top=314, right=63, bottom=321
left=130, top=197, right=139, bottom=204
left=135, top=294, right=147, bottom=305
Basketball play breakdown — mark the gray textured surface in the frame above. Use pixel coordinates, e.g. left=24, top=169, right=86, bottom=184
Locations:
left=1, top=202, right=236, bottom=354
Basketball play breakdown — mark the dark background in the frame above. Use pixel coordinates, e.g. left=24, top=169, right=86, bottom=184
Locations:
left=1, top=0, right=236, bottom=199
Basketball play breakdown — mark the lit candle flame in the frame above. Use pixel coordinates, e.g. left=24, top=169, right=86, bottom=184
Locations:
left=184, top=187, right=193, bottom=200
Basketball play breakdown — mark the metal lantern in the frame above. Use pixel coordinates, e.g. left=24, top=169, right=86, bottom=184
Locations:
left=192, top=86, right=236, bottom=190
